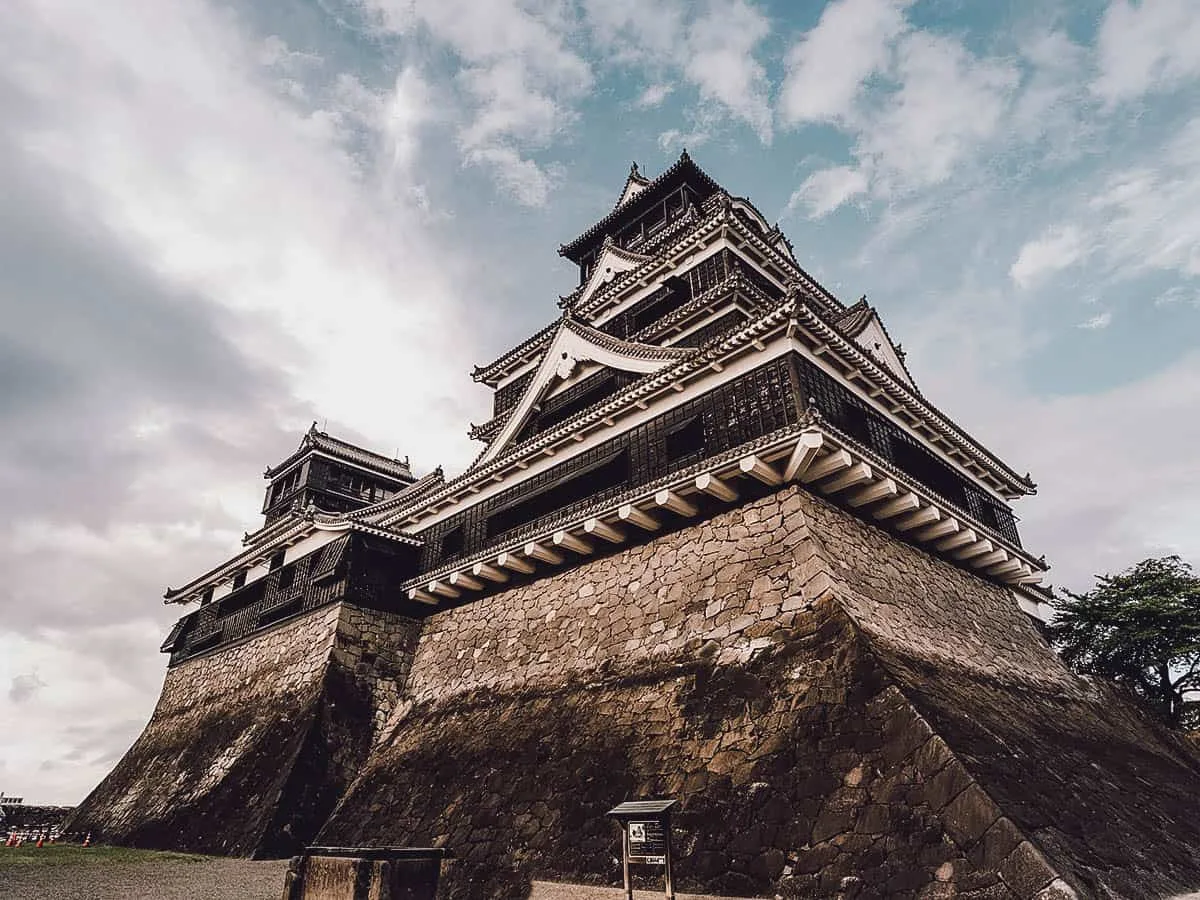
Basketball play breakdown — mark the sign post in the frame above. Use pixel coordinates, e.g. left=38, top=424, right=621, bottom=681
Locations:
left=606, top=799, right=678, bottom=900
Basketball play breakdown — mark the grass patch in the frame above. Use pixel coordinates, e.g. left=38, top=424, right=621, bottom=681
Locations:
left=0, top=843, right=209, bottom=867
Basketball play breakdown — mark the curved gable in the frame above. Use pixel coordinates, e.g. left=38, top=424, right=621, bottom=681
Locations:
left=575, top=238, right=652, bottom=312
left=477, top=318, right=692, bottom=466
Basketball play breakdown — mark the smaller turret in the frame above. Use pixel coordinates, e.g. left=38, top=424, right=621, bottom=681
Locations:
left=262, top=423, right=415, bottom=524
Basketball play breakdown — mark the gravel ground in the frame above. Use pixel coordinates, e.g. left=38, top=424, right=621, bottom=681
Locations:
left=0, top=857, right=289, bottom=900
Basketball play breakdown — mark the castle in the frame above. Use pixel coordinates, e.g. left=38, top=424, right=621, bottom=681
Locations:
left=69, top=154, right=1200, bottom=898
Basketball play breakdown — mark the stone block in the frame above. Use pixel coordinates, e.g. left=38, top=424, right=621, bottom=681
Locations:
left=924, top=762, right=971, bottom=812
left=943, top=784, right=999, bottom=848
left=998, top=841, right=1057, bottom=899
left=1033, top=878, right=1079, bottom=899
left=972, top=817, right=1023, bottom=872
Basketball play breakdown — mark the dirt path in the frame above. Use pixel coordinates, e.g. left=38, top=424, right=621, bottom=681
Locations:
left=0, top=857, right=289, bottom=900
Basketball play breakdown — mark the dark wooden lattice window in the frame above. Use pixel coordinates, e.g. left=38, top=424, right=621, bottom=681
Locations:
left=841, top=402, right=872, bottom=447
left=889, top=436, right=968, bottom=509
left=277, top=565, right=296, bottom=592
left=231, top=570, right=246, bottom=590
left=269, top=551, right=285, bottom=572
left=517, top=371, right=632, bottom=441
left=792, top=354, right=1020, bottom=546
left=440, top=526, right=464, bottom=558
left=488, top=449, right=631, bottom=539
left=630, top=277, right=687, bottom=333
left=665, top=416, right=704, bottom=462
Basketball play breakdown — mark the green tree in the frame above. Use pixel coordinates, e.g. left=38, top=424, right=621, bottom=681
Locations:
left=1048, top=556, right=1200, bottom=730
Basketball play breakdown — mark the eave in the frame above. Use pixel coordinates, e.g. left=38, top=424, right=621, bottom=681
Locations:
left=164, top=516, right=423, bottom=606
left=573, top=193, right=842, bottom=326
left=791, top=303, right=1035, bottom=498
left=401, top=419, right=1050, bottom=619
left=474, top=316, right=696, bottom=467
left=613, top=162, right=651, bottom=209
left=311, top=516, right=424, bottom=546
left=368, top=302, right=798, bottom=531
left=478, top=196, right=842, bottom=389
left=472, top=320, right=557, bottom=387
left=468, top=277, right=764, bottom=445
left=344, top=467, right=447, bottom=522
left=242, top=508, right=306, bottom=548
left=164, top=518, right=314, bottom=604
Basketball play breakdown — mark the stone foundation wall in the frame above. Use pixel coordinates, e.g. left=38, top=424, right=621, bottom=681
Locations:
left=325, top=599, right=1015, bottom=897
left=796, top=496, right=1076, bottom=691
left=68, top=601, right=422, bottom=857
left=79, top=484, right=1200, bottom=895
left=403, top=488, right=822, bottom=706
left=321, top=486, right=1200, bottom=899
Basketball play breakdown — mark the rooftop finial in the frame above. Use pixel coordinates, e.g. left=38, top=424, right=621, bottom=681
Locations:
left=630, top=161, right=640, bottom=178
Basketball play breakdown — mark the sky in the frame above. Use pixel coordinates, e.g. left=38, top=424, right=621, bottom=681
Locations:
left=1, top=0, right=1198, bottom=806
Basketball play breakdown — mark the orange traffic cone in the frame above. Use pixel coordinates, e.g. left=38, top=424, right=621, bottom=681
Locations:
left=82, top=833, right=91, bottom=848
left=36, top=835, right=44, bottom=848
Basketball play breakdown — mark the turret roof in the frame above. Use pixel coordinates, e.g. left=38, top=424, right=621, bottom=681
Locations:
left=264, top=423, right=414, bottom=482
left=558, top=149, right=722, bottom=263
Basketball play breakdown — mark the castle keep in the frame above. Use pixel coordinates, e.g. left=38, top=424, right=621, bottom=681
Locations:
left=70, top=154, right=1200, bottom=898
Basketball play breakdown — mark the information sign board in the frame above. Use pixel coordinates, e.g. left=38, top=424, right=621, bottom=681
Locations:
left=627, top=819, right=667, bottom=864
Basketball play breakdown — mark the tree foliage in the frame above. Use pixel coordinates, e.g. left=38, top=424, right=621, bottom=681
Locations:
left=1048, top=556, right=1200, bottom=730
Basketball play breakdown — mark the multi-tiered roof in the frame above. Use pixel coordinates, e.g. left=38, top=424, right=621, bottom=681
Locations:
left=161, top=152, right=1051, bottom=665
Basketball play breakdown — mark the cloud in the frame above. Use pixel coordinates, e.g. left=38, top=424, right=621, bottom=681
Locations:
left=1083, top=118, right=1200, bottom=280
left=788, top=165, right=869, bottom=217
left=635, top=83, right=674, bottom=108
left=788, top=23, right=1019, bottom=216
left=1093, top=0, right=1200, bottom=104
left=9, top=672, right=46, bottom=704
left=585, top=0, right=773, bottom=142
left=363, top=0, right=592, bottom=206
left=584, top=0, right=683, bottom=63
left=0, top=0, right=483, bottom=803
left=858, top=32, right=1018, bottom=196
left=778, top=0, right=912, bottom=127
left=682, top=0, right=773, bottom=142
left=896, top=279, right=1200, bottom=593
left=976, top=352, right=1200, bottom=592
left=1010, top=226, right=1090, bottom=289
left=463, top=144, right=562, bottom=207
left=1156, top=285, right=1200, bottom=308
left=1077, top=311, right=1113, bottom=330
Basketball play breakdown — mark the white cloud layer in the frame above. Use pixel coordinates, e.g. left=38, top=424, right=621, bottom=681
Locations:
left=1010, top=226, right=1090, bottom=289
left=782, top=0, right=1019, bottom=216
left=1093, top=0, right=1200, bottom=103
left=0, top=0, right=483, bottom=802
left=778, top=0, right=912, bottom=127
left=585, top=0, right=774, bottom=143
